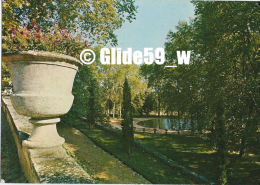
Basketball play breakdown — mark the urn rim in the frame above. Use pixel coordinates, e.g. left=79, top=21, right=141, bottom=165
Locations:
left=2, top=50, right=83, bottom=67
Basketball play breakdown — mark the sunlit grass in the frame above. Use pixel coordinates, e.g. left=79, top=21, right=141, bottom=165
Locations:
left=134, top=133, right=147, bottom=139
left=135, top=132, right=260, bottom=184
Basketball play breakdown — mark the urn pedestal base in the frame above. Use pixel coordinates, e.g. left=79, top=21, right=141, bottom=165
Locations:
left=22, top=118, right=65, bottom=148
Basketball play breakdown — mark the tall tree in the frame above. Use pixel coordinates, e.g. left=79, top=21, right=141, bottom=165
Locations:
left=122, top=78, right=134, bottom=154
left=142, top=93, right=155, bottom=116
left=101, top=65, right=147, bottom=118
left=87, top=71, right=99, bottom=129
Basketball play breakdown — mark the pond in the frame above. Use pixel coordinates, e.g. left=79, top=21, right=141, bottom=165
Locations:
left=137, top=118, right=191, bottom=130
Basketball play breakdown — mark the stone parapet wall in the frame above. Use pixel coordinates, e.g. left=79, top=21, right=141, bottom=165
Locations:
left=1, top=96, right=94, bottom=183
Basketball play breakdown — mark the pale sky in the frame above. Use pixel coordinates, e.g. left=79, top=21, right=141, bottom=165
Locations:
left=115, top=0, right=195, bottom=51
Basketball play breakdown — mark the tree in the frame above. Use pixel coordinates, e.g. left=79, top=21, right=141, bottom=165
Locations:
left=2, top=0, right=137, bottom=45
left=141, top=63, right=165, bottom=117
left=100, top=65, right=147, bottom=119
left=141, top=2, right=259, bottom=184
left=142, top=93, right=155, bottom=116
left=63, top=63, right=105, bottom=128
left=192, top=2, right=259, bottom=184
left=122, top=78, right=134, bottom=154
left=87, top=72, right=99, bottom=129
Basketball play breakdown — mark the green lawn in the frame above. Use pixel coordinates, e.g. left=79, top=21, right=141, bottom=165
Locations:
left=134, top=132, right=260, bottom=185
left=65, top=117, right=259, bottom=184
left=80, top=127, right=204, bottom=184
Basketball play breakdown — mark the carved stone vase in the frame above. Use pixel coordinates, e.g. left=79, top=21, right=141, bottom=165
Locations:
left=3, top=51, right=82, bottom=148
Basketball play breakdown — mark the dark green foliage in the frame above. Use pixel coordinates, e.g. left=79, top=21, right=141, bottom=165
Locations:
left=122, top=78, right=134, bottom=154
left=86, top=73, right=99, bottom=129
left=142, top=93, right=155, bottom=116
left=62, top=65, right=104, bottom=128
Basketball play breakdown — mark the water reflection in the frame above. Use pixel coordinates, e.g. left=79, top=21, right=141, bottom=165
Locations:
left=138, top=118, right=191, bottom=130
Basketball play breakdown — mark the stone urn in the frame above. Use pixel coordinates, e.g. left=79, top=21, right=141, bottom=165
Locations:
left=3, top=51, right=82, bottom=148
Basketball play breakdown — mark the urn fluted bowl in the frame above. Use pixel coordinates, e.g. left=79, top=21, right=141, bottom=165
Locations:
left=3, top=51, right=82, bottom=118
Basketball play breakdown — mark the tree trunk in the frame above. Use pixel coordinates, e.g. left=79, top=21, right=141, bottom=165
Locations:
left=178, top=110, right=180, bottom=134
left=239, top=137, right=246, bottom=158
left=191, top=114, right=194, bottom=135
left=239, top=104, right=256, bottom=158
left=197, top=112, right=202, bottom=134
left=158, top=98, right=161, bottom=117
left=215, top=100, right=228, bottom=185
left=119, top=105, right=122, bottom=118
left=113, top=102, right=115, bottom=118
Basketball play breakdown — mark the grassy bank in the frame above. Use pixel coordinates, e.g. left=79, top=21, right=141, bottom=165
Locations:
left=80, top=127, right=203, bottom=184
left=63, top=117, right=259, bottom=184
left=134, top=132, right=260, bottom=184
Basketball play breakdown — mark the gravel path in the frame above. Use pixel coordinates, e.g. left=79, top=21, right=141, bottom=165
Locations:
left=58, top=125, right=149, bottom=184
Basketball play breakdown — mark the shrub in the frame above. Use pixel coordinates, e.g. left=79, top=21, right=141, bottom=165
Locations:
left=2, top=23, right=88, bottom=58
